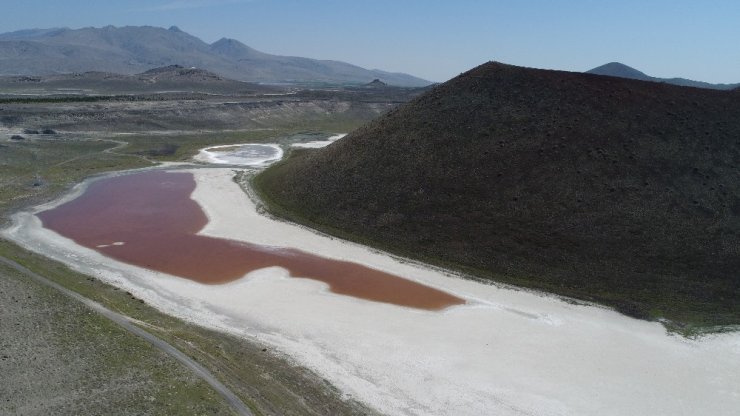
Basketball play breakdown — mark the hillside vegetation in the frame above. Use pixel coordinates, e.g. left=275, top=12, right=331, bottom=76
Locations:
left=256, top=62, right=740, bottom=330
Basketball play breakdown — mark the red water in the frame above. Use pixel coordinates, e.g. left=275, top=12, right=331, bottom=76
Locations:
left=38, top=170, right=464, bottom=310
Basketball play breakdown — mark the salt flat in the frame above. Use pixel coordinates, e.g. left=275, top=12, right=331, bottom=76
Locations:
left=194, top=143, right=283, bottom=166
left=4, top=167, right=739, bottom=416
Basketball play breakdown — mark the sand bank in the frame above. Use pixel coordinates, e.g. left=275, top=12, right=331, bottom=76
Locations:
left=4, top=167, right=739, bottom=416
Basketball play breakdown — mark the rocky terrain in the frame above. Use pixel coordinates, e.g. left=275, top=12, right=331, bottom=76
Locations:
left=0, top=87, right=421, bottom=135
left=256, top=61, right=740, bottom=329
left=0, top=97, right=384, bottom=132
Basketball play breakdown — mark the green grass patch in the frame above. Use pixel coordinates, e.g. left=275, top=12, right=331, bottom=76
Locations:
left=0, top=138, right=150, bottom=219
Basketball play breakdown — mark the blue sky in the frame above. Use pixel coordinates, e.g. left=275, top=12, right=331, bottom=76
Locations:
left=1, top=0, right=738, bottom=83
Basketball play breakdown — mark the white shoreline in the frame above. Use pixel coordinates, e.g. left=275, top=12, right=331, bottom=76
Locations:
left=194, top=143, right=283, bottom=166
left=3, top=167, right=739, bottom=416
left=291, top=133, right=347, bottom=148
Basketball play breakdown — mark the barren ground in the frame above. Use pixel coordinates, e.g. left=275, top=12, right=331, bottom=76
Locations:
left=0, top=88, right=404, bottom=415
left=5, top=166, right=738, bottom=416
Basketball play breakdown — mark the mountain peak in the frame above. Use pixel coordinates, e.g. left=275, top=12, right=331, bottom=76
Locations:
left=213, top=37, right=235, bottom=44
left=211, top=37, right=244, bottom=49
left=586, top=62, right=652, bottom=81
left=209, top=37, right=264, bottom=59
left=586, top=62, right=740, bottom=90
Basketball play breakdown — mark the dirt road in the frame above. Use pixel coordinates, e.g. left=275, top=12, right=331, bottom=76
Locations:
left=0, top=255, right=253, bottom=416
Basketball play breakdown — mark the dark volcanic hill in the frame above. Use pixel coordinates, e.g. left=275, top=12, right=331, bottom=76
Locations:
left=365, top=79, right=388, bottom=87
left=587, top=62, right=740, bottom=90
left=0, top=26, right=430, bottom=87
left=257, top=61, right=740, bottom=327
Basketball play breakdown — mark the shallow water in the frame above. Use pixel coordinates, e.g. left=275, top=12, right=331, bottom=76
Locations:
left=38, top=170, right=464, bottom=310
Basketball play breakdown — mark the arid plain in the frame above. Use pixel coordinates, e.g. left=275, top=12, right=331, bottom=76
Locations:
left=5, top=142, right=739, bottom=415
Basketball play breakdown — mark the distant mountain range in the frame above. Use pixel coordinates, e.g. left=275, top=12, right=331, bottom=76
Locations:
left=587, top=62, right=740, bottom=90
left=0, top=26, right=431, bottom=87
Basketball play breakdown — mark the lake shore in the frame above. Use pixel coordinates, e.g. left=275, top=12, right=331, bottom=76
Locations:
left=3, top=166, right=740, bottom=416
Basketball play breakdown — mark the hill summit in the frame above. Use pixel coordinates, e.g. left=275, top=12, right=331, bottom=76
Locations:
left=586, top=62, right=652, bottom=81
left=137, top=65, right=222, bottom=81
left=365, top=79, right=388, bottom=87
left=586, top=62, right=740, bottom=90
left=257, top=61, right=740, bottom=327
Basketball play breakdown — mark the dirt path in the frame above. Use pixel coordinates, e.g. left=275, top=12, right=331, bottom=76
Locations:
left=101, top=138, right=157, bottom=162
left=47, top=138, right=155, bottom=169
left=0, top=255, right=253, bottom=416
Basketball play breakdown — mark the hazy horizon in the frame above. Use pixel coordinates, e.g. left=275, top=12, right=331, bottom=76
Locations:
left=1, top=0, right=739, bottom=84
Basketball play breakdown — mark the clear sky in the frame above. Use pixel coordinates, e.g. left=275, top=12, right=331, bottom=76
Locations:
left=1, top=0, right=738, bottom=83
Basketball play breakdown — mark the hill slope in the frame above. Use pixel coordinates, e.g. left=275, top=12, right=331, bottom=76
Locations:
left=257, top=62, right=740, bottom=328
left=587, top=62, right=740, bottom=90
left=0, top=65, right=277, bottom=95
left=0, top=26, right=430, bottom=87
